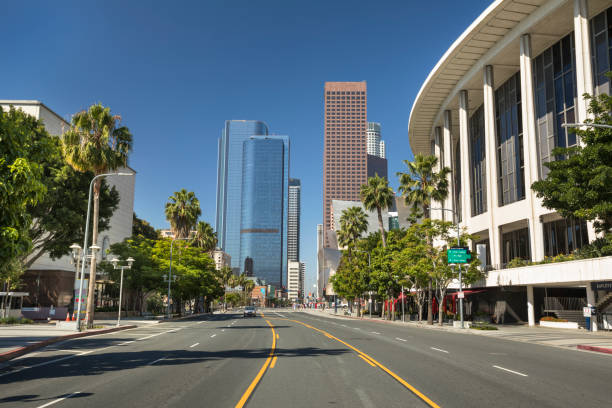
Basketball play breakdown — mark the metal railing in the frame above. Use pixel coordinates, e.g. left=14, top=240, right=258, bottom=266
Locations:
left=544, top=296, right=587, bottom=311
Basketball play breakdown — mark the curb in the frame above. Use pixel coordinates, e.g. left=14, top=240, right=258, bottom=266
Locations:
left=159, top=312, right=210, bottom=323
left=0, top=325, right=136, bottom=363
left=577, top=345, right=612, bottom=355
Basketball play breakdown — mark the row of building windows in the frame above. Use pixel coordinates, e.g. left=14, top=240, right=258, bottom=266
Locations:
left=326, top=91, right=366, bottom=95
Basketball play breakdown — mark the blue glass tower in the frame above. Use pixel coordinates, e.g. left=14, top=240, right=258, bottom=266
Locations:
left=216, top=120, right=269, bottom=272
left=240, top=136, right=289, bottom=287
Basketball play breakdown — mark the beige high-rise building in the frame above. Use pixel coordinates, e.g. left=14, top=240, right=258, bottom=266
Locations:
left=323, top=82, right=367, bottom=245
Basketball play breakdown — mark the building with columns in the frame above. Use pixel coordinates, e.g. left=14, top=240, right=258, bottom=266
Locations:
left=408, top=0, right=612, bottom=329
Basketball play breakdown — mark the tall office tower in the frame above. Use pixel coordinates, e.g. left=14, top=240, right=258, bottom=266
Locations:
left=216, top=120, right=269, bottom=273
left=366, top=122, right=385, bottom=158
left=240, top=135, right=289, bottom=288
left=287, top=178, right=301, bottom=263
left=323, top=81, right=367, bottom=244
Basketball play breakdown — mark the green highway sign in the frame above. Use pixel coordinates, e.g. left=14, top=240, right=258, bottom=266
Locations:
left=447, top=247, right=471, bottom=264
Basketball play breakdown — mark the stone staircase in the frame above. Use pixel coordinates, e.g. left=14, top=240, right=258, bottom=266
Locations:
left=595, top=293, right=612, bottom=312
left=553, top=310, right=587, bottom=328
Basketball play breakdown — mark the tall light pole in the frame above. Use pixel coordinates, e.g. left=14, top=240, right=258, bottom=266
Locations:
left=430, top=207, right=465, bottom=328
left=167, top=237, right=190, bottom=319
left=110, top=257, right=135, bottom=327
left=75, top=172, right=134, bottom=331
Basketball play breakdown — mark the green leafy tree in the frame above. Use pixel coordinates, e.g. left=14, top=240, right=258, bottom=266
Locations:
left=132, top=213, right=158, bottom=240
left=532, top=86, right=612, bottom=235
left=192, top=221, right=217, bottom=255
left=397, top=154, right=451, bottom=325
left=368, top=230, right=405, bottom=320
left=337, top=206, right=368, bottom=255
left=216, top=266, right=234, bottom=311
left=361, top=175, right=394, bottom=248
left=331, top=250, right=370, bottom=316
left=0, top=106, right=52, bottom=283
left=62, top=103, right=132, bottom=328
left=165, top=189, right=201, bottom=239
left=24, top=137, right=119, bottom=269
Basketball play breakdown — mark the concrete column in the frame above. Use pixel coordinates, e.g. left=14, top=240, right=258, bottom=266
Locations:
left=527, top=285, right=535, bottom=327
left=586, top=283, right=598, bottom=332
left=573, top=0, right=594, bottom=123
left=433, top=126, right=443, bottom=221
left=443, top=110, right=454, bottom=221
left=520, top=34, right=545, bottom=262
left=458, top=90, right=471, bottom=226
left=483, top=65, right=500, bottom=269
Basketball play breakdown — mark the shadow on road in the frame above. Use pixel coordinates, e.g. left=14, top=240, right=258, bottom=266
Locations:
left=0, top=392, right=93, bottom=404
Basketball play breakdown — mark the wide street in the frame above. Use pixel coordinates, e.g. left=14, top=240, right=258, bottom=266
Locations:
left=0, top=310, right=610, bottom=408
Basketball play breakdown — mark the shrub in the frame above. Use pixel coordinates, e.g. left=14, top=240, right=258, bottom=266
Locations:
left=540, top=316, right=568, bottom=322
left=507, top=257, right=532, bottom=268
left=471, top=324, right=498, bottom=330
left=0, top=316, right=34, bottom=324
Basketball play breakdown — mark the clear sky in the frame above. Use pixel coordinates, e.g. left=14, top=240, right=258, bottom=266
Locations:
left=3, top=0, right=491, bottom=293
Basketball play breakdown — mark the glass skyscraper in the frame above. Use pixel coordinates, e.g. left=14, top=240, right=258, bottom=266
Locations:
left=216, top=120, right=269, bottom=272
left=239, top=136, right=289, bottom=287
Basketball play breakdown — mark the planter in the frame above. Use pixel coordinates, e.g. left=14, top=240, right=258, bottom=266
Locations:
left=453, top=320, right=472, bottom=328
left=539, top=320, right=579, bottom=329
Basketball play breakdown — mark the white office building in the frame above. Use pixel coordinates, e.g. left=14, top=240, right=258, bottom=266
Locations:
left=366, top=122, right=386, bottom=159
left=288, top=261, right=305, bottom=301
left=408, top=0, right=612, bottom=329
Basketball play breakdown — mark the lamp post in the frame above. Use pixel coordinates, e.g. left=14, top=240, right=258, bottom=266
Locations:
left=69, top=244, right=83, bottom=320
left=110, top=257, right=135, bottom=327
left=167, top=237, right=190, bottom=319
left=430, top=207, right=465, bottom=328
left=75, top=172, right=134, bottom=332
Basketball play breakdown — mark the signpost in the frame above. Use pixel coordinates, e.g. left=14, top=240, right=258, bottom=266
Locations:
left=447, top=247, right=471, bottom=329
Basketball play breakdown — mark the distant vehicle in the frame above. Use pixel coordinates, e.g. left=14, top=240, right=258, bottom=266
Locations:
left=243, top=306, right=256, bottom=317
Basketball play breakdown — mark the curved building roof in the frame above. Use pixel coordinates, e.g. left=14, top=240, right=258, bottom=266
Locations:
left=408, top=0, right=610, bottom=155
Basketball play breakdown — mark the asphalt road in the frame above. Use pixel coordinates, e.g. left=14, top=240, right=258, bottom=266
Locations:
left=0, top=310, right=610, bottom=408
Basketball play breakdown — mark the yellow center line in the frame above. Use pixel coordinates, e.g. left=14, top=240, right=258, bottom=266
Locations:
left=269, top=317, right=440, bottom=408
left=358, top=354, right=376, bottom=367
left=234, top=319, right=276, bottom=408
left=270, top=356, right=278, bottom=368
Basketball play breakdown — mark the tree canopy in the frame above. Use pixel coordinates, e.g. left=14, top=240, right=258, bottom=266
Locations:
left=165, top=189, right=201, bottom=239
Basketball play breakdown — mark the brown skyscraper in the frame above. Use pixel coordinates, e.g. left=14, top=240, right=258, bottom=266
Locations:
left=323, top=81, right=367, bottom=245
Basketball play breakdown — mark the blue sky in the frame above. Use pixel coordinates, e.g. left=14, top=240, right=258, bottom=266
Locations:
left=2, top=0, right=490, bottom=292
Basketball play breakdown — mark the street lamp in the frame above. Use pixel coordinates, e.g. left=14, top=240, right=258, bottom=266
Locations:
left=166, top=237, right=190, bottom=319
left=430, top=207, right=466, bottom=329
left=110, top=257, right=135, bottom=327
left=75, top=172, right=134, bottom=331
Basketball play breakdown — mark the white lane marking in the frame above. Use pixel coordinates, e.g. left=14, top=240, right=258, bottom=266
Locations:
left=430, top=347, right=449, bottom=354
left=395, top=337, right=408, bottom=342
left=148, top=357, right=166, bottom=365
left=197, top=321, right=205, bottom=324
left=341, top=324, right=348, bottom=327
left=189, top=343, right=199, bottom=348
left=119, top=340, right=135, bottom=346
left=36, top=392, right=81, bottom=408
left=493, top=365, right=528, bottom=377
left=137, top=332, right=164, bottom=341
left=211, top=334, right=217, bottom=338
left=221, top=329, right=225, bottom=332
left=354, top=327, right=361, bottom=330
left=370, top=331, right=381, bottom=335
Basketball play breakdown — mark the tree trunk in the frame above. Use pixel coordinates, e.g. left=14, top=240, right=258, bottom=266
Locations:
left=377, top=207, right=387, bottom=248
left=381, top=298, right=385, bottom=320
left=391, top=296, right=395, bottom=321
left=427, top=279, right=433, bottom=325
left=438, top=290, right=445, bottom=326
left=85, top=178, right=101, bottom=329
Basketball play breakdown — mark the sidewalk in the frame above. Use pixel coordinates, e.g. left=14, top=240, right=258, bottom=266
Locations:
left=303, top=309, right=612, bottom=355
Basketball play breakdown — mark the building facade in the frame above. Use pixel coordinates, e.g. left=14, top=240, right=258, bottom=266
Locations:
left=212, top=249, right=231, bottom=271
left=216, top=120, right=269, bottom=273
left=0, top=100, right=135, bottom=309
left=239, top=135, right=289, bottom=288
left=288, top=261, right=305, bottom=301
left=408, top=0, right=612, bottom=328
left=323, top=82, right=368, bottom=246
left=366, top=122, right=386, bottom=158
left=287, top=178, right=301, bottom=262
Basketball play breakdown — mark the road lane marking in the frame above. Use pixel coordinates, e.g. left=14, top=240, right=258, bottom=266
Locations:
left=276, top=333, right=279, bottom=340
left=211, top=334, right=217, bottom=338
left=137, top=332, right=164, bottom=341
left=148, top=357, right=166, bottom=365
left=235, top=320, right=276, bottom=408
left=370, top=332, right=380, bottom=335
left=341, top=324, right=348, bottom=327
left=189, top=343, right=199, bottom=348
left=270, top=356, right=278, bottom=368
left=359, top=354, right=376, bottom=367
left=395, top=337, right=408, bottom=342
left=119, top=340, right=134, bottom=346
left=354, top=327, right=361, bottom=330
left=269, top=317, right=440, bottom=408
left=430, top=347, right=449, bottom=354
left=197, top=321, right=205, bottom=324
left=222, top=329, right=225, bottom=332
left=493, top=365, right=528, bottom=377
left=36, top=392, right=81, bottom=408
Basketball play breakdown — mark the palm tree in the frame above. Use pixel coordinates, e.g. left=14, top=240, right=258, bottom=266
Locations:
left=243, top=279, right=255, bottom=306
left=397, top=153, right=451, bottom=325
left=337, top=206, right=368, bottom=255
left=360, top=175, right=394, bottom=248
left=165, top=189, right=201, bottom=239
left=192, top=221, right=217, bottom=256
left=216, top=266, right=233, bottom=311
left=62, top=103, right=132, bottom=328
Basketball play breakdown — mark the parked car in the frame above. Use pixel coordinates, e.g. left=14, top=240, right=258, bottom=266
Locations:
left=243, top=306, right=256, bottom=317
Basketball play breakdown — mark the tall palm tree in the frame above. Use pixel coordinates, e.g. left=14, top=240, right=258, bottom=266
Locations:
left=360, top=175, right=394, bottom=248
left=243, top=279, right=255, bottom=305
left=165, top=189, right=201, bottom=239
left=192, top=221, right=217, bottom=256
left=62, top=103, right=132, bottom=328
left=397, top=153, right=451, bottom=325
left=216, top=266, right=233, bottom=311
left=338, top=206, right=368, bottom=255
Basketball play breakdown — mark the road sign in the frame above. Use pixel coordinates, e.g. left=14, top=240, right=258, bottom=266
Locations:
left=457, top=292, right=465, bottom=299
left=447, top=247, right=471, bottom=264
